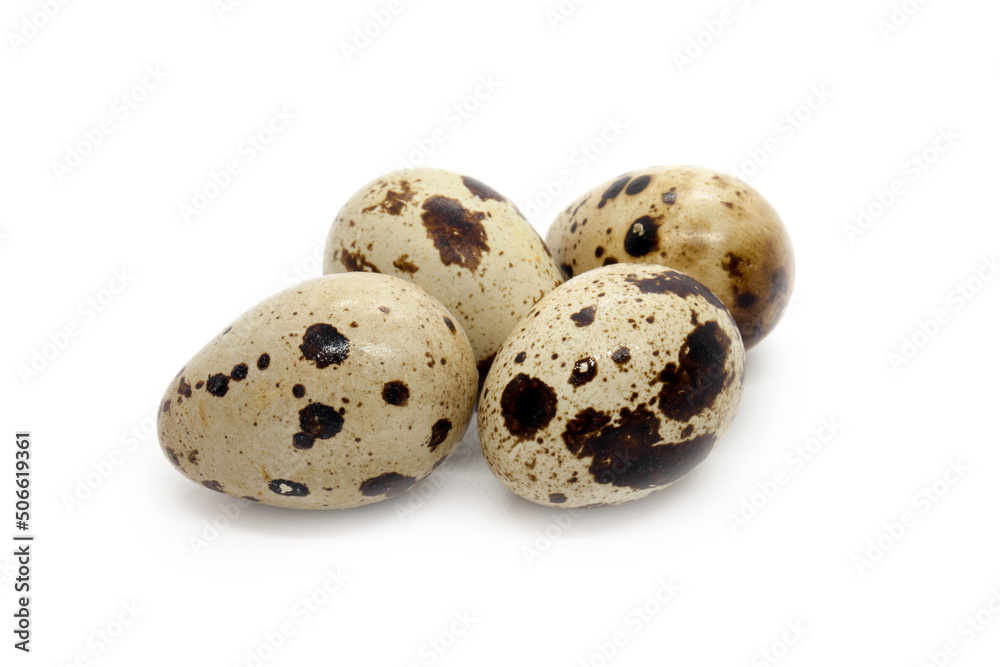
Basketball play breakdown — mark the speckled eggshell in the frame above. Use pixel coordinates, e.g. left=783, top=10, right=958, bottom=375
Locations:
left=478, top=263, right=745, bottom=508
left=157, top=273, right=478, bottom=510
left=323, top=167, right=565, bottom=380
left=546, top=165, right=794, bottom=349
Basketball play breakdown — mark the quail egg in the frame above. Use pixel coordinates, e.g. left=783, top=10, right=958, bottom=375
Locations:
left=546, top=166, right=794, bottom=349
left=157, top=273, right=478, bottom=509
left=324, top=167, right=564, bottom=380
left=478, top=263, right=745, bottom=508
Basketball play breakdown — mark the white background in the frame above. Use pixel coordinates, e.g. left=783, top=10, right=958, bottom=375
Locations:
left=3, top=0, right=999, bottom=665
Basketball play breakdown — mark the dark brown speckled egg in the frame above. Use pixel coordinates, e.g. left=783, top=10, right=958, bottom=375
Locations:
left=546, top=166, right=794, bottom=349
left=478, top=263, right=745, bottom=508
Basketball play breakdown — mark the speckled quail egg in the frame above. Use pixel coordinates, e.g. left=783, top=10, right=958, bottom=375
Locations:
left=478, top=263, right=745, bottom=508
left=546, top=166, right=794, bottom=349
left=324, top=167, right=564, bottom=381
left=157, top=273, right=478, bottom=510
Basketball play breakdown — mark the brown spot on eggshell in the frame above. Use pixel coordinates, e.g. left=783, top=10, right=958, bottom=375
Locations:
left=206, top=374, right=230, bottom=397
left=269, top=479, right=310, bottom=497
left=612, top=347, right=632, bottom=364
left=461, top=175, right=506, bottom=202
left=623, top=216, right=661, bottom=257
left=362, top=180, right=415, bottom=216
left=723, top=252, right=746, bottom=279
left=382, top=381, right=410, bottom=406
left=624, top=271, right=726, bottom=310
left=655, top=320, right=731, bottom=421
left=625, top=175, right=652, bottom=195
left=359, top=472, right=416, bottom=497
left=562, top=405, right=717, bottom=490
left=570, top=305, right=597, bottom=327
left=298, top=402, right=345, bottom=439
left=500, top=373, right=558, bottom=440
left=339, top=247, right=380, bottom=273
left=598, top=175, right=631, bottom=208
left=393, top=254, right=420, bottom=274
left=569, top=357, right=598, bottom=387
left=735, top=292, right=758, bottom=309
left=426, top=419, right=452, bottom=452
left=299, top=324, right=350, bottom=369
left=421, top=195, right=490, bottom=271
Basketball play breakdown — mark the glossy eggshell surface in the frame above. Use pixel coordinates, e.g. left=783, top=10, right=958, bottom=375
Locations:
left=546, top=165, right=794, bottom=349
left=157, top=273, right=478, bottom=509
left=323, top=167, right=564, bottom=379
left=478, top=263, right=745, bottom=508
